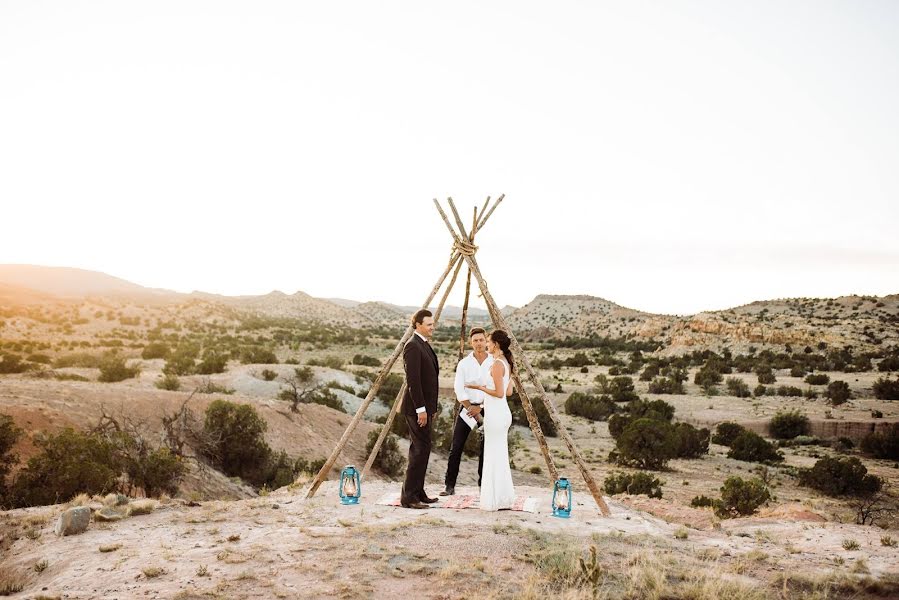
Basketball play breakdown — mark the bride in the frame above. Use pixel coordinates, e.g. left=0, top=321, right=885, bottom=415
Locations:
left=466, top=330, right=516, bottom=511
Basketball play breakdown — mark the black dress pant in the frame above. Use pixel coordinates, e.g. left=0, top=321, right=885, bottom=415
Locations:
left=401, top=412, right=432, bottom=504
left=444, top=405, right=484, bottom=489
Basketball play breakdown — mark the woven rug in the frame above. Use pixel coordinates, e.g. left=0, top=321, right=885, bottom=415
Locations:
left=376, top=491, right=539, bottom=513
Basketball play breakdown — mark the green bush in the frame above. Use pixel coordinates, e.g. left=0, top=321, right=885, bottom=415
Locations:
left=120, top=443, right=185, bottom=497
left=647, top=376, right=685, bottom=394
left=872, top=376, right=899, bottom=400
left=202, top=400, right=272, bottom=486
left=195, top=352, right=228, bottom=375
left=603, top=471, right=663, bottom=498
left=260, top=369, right=278, bottom=381
left=0, top=414, right=23, bottom=502
left=690, top=495, right=715, bottom=508
left=716, top=476, right=770, bottom=518
left=0, top=353, right=29, bottom=374
left=352, top=354, right=381, bottom=367
left=672, top=422, right=710, bottom=458
left=306, top=355, right=343, bottom=369
left=805, top=373, right=830, bottom=385
left=725, top=377, right=751, bottom=398
left=769, top=410, right=811, bottom=440
left=308, top=388, right=345, bottom=412
left=364, top=430, right=406, bottom=478
left=860, top=424, right=899, bottom=460
left=376, top=373, right=405, bottom=404
left=826, top=380, right=851, bottom=405
left=789, top=366, right=806, bottom=378
left=756, top=366, right=776, bottom=385
left=241, top=346, right=278, bottom=364
left=753, top=384, right=767, bottom=397
left=98, top=352, right=140, bottom=383
left=155, top=374, right=181, bottom=391
left=8, top=428, right=122, bottom=507
left=163, top=345, right=199, bottom=376
left=694, top=365, right=722, bottom=391
left=775, top=385, right=803, bottom=397
left=609, top=376, right=639, bottom=403
left=141, top=342, right=171, bottom=360
left=510, top=391, right=557, bottom=437
left=613, top=418, right=678, bottom=470
left=711, top=422, right=747, bottom=447
left=877, top=354, right=899, bottom=372
left=727, top=431, right=783, bottom=463
left=565, top=392, right=617, bottom=421
left=798, top=456, right=882, bottom=497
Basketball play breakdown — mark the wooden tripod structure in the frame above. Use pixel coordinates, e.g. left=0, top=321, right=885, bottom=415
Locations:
left=304, top=197, right=610, bottom=516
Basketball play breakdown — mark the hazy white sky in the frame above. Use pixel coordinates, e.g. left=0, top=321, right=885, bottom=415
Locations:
left=1, top=1, right=897, bottom=315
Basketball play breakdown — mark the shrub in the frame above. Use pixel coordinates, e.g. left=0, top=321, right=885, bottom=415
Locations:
left=860, top=424, right=899, bottom=460
left=141, top=342, right=171, bottom=360
left=364, top=430, right=405, bottom=478
left=775, top=385, right=803, bottom=397
left=8, top=428, right=122, bottom=507
left=196, top=379, right=235, bottom=395
left=352, top=354, right=381, bottom=367
left=202, top=400, right=272, bottom=485
left=712, top=422, right=747, bottom=447
left=613, top=418, right=678, bottom=470
left=52, top=352, right=102, bottom=368
left=799, top=456, right=883, bottom=497
left=195, top=352, right=228, bottom=375
left=716, top=476, right=770, bottom=518
left=603, top=472, right=663, bottom=498
left=640, top=363, right=660, bottom=382
left=306, top=355, right=343, bottom=369
left=609, top=376, right=639, bottom=403
left=155, top=374, right=181, bottom=391
left=753, top=385, right=767, bottom=397
left=98, top=353, right=140, bottom=383
left=769, top=410, right=811, bottom=440
left=241, top=346, right=278, bottom=365
left=728, top=431, right=783, bottom=463
left=690, top=495, right=715, bottom=508
left=789, top=366, right=806, bottom=378
left=376, top=373, right=405, bottom=404
left=805, top=373, right=830, bottom=385
left=672, top=422, right=710, bottom=458
left=694, top=365, right=722, bottom=392
left=121, top=445, right=185, bottom=497
left=872, top=376, right=899, bottom=400
left=647, top=376, right=685, bottom=394
left=510, top=391, right=557, bottom=437
left=163, top=345, right=198, bottom=376
left=565, top=392, right=617, bottom=421
left=826, top=380, right=851, bottom=405
left=0, top=414, right=23, bottom=502
left=725, top=377, right=751, bottom=398
left=877, top=355, right=899, bottom=372
left=260, top=369, right=278, bottom=381
left=756, top=366, right=776, bottom=385
left=0, top=353, right=29, bottom=374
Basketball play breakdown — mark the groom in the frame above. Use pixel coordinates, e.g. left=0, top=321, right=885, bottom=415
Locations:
left=400, top=309, right=440, bottom=509
left=441, top=327, right=493, bottom=496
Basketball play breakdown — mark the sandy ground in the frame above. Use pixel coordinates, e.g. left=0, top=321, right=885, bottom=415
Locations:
left=2, top=481, right=897, bottom=600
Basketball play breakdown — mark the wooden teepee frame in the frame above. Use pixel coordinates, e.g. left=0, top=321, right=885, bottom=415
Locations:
left=304, top=197, right=610, bottom=516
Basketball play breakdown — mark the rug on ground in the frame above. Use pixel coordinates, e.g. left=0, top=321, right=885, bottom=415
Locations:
left=376, top=491, right=540, bottom=513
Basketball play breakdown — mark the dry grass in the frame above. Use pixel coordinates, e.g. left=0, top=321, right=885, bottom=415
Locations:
left=99, top=543, right=122, bottom=553
left=33, top=559, right=49, bottom=573
left=127, top=499, right=158, bottom=516
left=141, top=566, right=165, bottom=578
left=0, top=568, right=25, bottom=596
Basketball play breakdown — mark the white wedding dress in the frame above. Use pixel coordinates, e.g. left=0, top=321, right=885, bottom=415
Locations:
left=479, top=358, right=515, bottom=511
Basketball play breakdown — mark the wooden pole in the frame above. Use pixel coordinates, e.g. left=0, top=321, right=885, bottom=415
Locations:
left=434, top=199, right=611, bottom=516
left=361, top=259, right=462, bottom=480
left=458, top=207, right=477, bottom=361
left=305, top=251, right=464, bottom=498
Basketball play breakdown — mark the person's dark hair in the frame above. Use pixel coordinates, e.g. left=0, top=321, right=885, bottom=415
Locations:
left=412, top=309, right=432, bottom=327
left=489, top=330, right=515, bottom=373
left=469, top=327, right=486, bottom=339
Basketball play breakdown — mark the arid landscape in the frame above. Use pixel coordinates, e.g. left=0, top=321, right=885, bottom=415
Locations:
left=1, top=265, right=898, bottom=599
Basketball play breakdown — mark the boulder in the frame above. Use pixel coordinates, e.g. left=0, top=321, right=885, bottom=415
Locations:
left=55, top=506, right=91, bottom=536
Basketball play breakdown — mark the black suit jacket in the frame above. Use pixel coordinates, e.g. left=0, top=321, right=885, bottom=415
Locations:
left=402, top=333, right=439, bottom=416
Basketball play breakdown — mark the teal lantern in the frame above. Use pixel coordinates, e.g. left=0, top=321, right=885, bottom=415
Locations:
left=552, top=477, right=572, bottom=518
left=339, top=465, right=361, bottom=505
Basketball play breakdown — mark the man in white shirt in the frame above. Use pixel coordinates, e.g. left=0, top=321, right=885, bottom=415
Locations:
left=440, top=327, right=494, bottom=496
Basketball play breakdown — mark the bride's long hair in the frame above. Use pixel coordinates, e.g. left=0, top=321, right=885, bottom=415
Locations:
left=489, top=330, right=515, bottom=373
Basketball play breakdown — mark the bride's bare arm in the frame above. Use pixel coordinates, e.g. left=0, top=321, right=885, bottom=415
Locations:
left=466, top=362, right=505, bottom=398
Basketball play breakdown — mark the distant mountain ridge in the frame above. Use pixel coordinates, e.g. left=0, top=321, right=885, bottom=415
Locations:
left=2, top=265, right=896, bottom=353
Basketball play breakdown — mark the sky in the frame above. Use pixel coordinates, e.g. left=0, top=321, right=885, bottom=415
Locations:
left=1, top=1, right=897, bottom=316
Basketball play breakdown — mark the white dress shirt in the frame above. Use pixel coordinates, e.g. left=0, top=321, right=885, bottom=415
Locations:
left=454, top=352, right=494, bottom=405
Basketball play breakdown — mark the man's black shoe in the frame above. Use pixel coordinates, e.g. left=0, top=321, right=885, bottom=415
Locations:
left=439, top=487, right=455, bottom=496
left=400, top=501, right=430, bottom=509
left=420, top=495, right=439, bottom=504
